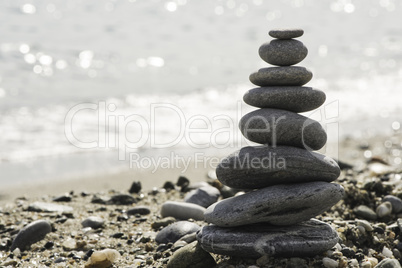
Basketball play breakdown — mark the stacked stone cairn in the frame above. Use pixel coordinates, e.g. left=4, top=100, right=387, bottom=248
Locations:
left=196, top=29, right=345, bottom=258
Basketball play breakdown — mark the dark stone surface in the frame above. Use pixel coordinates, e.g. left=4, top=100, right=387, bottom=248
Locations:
left=259, top=39, right=307, bottom=66
left=197, top=219, right=338, bottom=258
left=127, top=205, right=151, bottom=215
left=383, top=195, right=402, bottom=213
left=216, top=146, right=340, bottom=189
left=249, top=67, right=312, bottom=86
left=11, top=220, right=52, bottom=251
left=184, top=186, right=220, bottom=208
left=128, top=181, right=142, bottom=194
left=243, top=86, right=325, bottom=112
left=155, top=221, right=200, bottom=244
left=269, top=28, right=304, bottom=39
left=107, top=194, right=136, bottom=205
left=204, top=182, right=344, bottom=227
left=239, top=108, right=327, bottom=150
left=81, top=216, right=104, bottom=229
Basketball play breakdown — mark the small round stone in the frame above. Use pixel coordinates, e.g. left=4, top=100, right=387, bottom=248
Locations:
left=243, top=86, right=325, bottom=112
left=216, top=146, right=340, bottom=189
left=81, top=216, right=105, bottom=229
left=197, top=219, right=338, bottom=258
left=184, top=186, right=220, bottom=208
left=259, top=39, right=308, bottom=66
left=239, top=108, right=327, bottom=150
left=269, top=28, right=304, bottom=39
left=167, top=241, right=216, bottom=268
left=204, top=182, right=344, bottom=227
left=249, top=67, right=312, bottom=86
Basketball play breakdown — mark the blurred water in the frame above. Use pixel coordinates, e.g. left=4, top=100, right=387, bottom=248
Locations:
left=0, top=0, right=402, bottom=185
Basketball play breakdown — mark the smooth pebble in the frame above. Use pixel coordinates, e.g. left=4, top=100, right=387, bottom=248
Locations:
left=383, top=195, right=402, bottom=213
left=11, top=220, right=52, bottom=251
left=259, top=39, right=308, bottom=66
left=216, top=145, right=340, bottom=189
left=197, top=219, right=338, bottom=258
left=81, top=216, right=105, bottom=229
left=249, top=67, right=312, bottom=86
left=161, top=201, right=205, bottom=221
left=204, top=182, right=344, bottom=227
left=155, top=221, right=200, bottom=244
left=239, top=108, right=327, bottom=150
left=269, top=28, right=304, bottom=39
left=167, top=241, right=216, bottom=268
left=184, top=186, right=220, bottom=208
left=243, top=86, right=325, bottom=112
left=27, top=201, right=73, bottom=213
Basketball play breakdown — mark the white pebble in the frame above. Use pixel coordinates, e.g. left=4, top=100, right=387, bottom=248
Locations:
left=367, top=257, right=378, bottom=266
left=322, top=257, right=338, bottom=268
left=382, top=246, right=393, bottom=258
left=356, top=219, right=374, bottom=231
left=349, top=258, right=359, bottom=267
left=335, top=243, right=342, bottom=251
left=84, top=249, right=120, bottom=268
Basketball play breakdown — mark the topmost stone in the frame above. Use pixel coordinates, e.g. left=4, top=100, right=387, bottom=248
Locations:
left=269, top=28, right=304, bottom=39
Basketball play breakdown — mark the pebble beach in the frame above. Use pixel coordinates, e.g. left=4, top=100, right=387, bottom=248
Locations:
left=1, top=132, right=402, bottom=267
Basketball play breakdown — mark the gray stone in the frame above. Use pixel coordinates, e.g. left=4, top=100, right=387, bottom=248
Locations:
left=376, top=202, right=392, bottom=218
left=81, top=216, right=104, bottom=229
left=155, top=221, right=200, bottom=244
left=259, top=39, right=308, bottom=66
left=243, top=86, right=326, bottom=112
left=204, top=182, right=344, bottom=227
left=383, top=195, right=402, bottom=213
left=11, top=220, right=52, bottom=251
left=197, top=219, right=338, bottom=258
left=161, top=201, right=205, bottom=221
left=27, top=201, right=73, bottom=213
left=354, top=205, right=377, bottom=220
left=127, top=206, right=151, bottom=215
left=167, top=241, right=216, bottom=268
left=239, top=108, right=327, bottom=150
left=249, top=67, right=312, bottom=86
left=107, top=194, right=136, bottom=205
left=152, top=217, right=176, bottom=229
left=269, top=28, right=304, bottom=39
left=375, top=258, right=401, bottom=268
left=216, top=146, right=340, bottom=189
left=184, top=186, right=220, bottom=208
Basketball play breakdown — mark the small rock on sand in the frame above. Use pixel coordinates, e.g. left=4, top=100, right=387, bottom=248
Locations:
left=11, top=220, right=52, bottom=251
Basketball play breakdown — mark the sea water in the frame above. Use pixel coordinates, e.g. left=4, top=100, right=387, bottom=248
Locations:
left=0, top=0, right=401, bottom=186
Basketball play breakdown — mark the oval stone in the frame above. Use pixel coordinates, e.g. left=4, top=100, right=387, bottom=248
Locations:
left=243, top=86, right=325, bottom=112
left=204, top=182, right=344, bottom=227
left=269, top=28, right=304, bottom=39
left=197, top=219, right=338, bottom=258
left=250, top=67, right=312, bottom=86
left=161, top=201, right=205, bottom=221
left=216, top=146, right=340, bottom=189
left=259, top=39, right=307, bottom=66
left=184, top=186, right=220, bottom=208
left=239, top=108, right=327, bottom=150
left=155, top=221, right=200, bottom=244
left=11, top=220, right=52, bottom=251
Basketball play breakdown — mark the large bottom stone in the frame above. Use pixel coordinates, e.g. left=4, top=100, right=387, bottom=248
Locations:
left=197, top=219, right=338, bottom=258
left=204, top=181, right=344, bottom=227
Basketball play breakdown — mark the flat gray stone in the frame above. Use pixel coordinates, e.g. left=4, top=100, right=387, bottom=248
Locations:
left=197, top=219, right=338, bottom=258
left=204, top=182, right=344, bottom=227
left=243, top=86, right=325, bottom=112
left=161, top=201, right=205, bottom=221
left=184, top=186, right=220, bottom=208
left=239, top=108, right=327, bottom=150
left=81, top=216, right=104, bottom=229
left=354, top=205, right=377, bottom=220
left=27, top=202, right=73, bottom=213
left=216, top=146, right=340, bottom=189
left=269, top=28, right=304, bottom=39
left=11, top=220, right=52, bottom=251
left=155, top=221, right=200, bottom=244
left=167, top=241, right=216, bottom=268
left=250, top=67, right=312, bottom=86
left=259, top=39, right=307, bottom=66
left=127, top=205, right=151, bottom=215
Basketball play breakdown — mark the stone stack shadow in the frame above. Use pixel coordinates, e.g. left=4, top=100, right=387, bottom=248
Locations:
left=196, top=29, right=344, bottom=258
